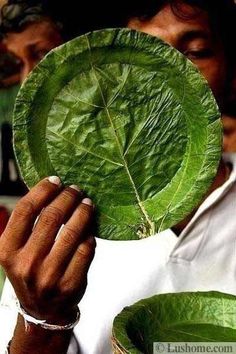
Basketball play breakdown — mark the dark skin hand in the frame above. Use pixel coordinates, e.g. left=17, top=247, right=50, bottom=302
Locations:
left=0, top=177, right=96, bottom=354
left=0, top=168, right=229, bottom=353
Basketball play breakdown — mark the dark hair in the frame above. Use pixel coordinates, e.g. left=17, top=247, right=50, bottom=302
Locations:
left=0, top=0, right=63, bottom=39
left=119, top=0, right=235, bottom=22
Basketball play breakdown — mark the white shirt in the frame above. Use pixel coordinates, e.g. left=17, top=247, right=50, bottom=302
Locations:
left=1, top=153, right=236, bottom=354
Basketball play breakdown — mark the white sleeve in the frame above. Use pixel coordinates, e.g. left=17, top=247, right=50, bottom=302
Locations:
left=0, top=278, right=18, bottom=354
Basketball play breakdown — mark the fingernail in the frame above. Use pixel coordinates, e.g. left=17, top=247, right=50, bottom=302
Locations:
left=69, top=184, right=81, bottom=192
left=82, top=197, right=93, bottom=206
left=48, top=176, right=61, bottom=186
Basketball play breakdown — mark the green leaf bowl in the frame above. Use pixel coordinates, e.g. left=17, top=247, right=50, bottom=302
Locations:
left=112, top=292, right=236, bottom=353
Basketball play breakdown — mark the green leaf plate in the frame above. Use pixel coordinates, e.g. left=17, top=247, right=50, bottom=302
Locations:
left=13, top=28, right=221, bottom=240
left=112, top=291, right=236, bottom=353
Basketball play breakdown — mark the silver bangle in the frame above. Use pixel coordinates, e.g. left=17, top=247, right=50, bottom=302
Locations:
left=16, top=300, right=80, bottom=331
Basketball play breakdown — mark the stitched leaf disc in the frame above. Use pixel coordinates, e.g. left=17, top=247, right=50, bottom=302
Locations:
left=13, top=28, right=221, bottom=240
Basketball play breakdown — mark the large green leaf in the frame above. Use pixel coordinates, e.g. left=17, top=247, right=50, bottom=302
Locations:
left=112, top=292, right=236, bottom=353
left=13, top=28, right=221, bottom=240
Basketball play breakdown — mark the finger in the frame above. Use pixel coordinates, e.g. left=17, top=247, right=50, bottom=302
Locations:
left=59, top=236, right=96, bottom=295
left=1, top=176, right=61, bottom=250
left=25, top=185, right=84, bottom=258
left=39, top=235, right=96, bottom=293
left=46, top=198, right=94, bottom=272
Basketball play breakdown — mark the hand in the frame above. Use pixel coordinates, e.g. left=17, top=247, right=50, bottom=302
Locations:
left=0, top=206, right=9, bottom=235
left=0, top=176, right=96, bottom=324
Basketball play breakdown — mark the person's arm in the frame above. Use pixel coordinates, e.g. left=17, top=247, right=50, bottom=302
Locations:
left=10, top=315, right=72, bottom=354
left=0, top=176, right=96, bottom=354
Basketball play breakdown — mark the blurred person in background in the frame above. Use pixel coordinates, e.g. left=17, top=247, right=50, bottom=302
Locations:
left=222, top=59, right=236, bottom=152
left=0, top=40, right=21, bottom=86
left=0, top=0, right=124, bottom=82
left=0, top=0, right=65, bottom=234
left=0, top=40, right=24, bottom=198
left=0, top=0, right=64, bottom=82
left=223, top=100, right=236, bottom=152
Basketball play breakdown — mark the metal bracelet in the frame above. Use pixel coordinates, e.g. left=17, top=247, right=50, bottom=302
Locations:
left=16, top=300, right=80, bottom=331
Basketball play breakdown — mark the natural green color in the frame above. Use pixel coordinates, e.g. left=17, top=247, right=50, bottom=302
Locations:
left=112, top=291, right=236, bottom=353
left=0, top=84, right=19, bottom=123
left=13, top=28, right=221, bottom=240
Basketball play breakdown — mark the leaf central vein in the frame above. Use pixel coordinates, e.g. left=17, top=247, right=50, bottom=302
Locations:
left=86, top=35, right=154, bottom=236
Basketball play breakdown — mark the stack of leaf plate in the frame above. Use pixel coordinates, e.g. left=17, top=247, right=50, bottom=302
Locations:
left=13, top=28, right=221, bottom=240
left=112, top=292, right=236, bottom=353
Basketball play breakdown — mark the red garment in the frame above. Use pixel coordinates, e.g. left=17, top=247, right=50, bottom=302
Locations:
left=0, top=207, right=9, bottom=235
